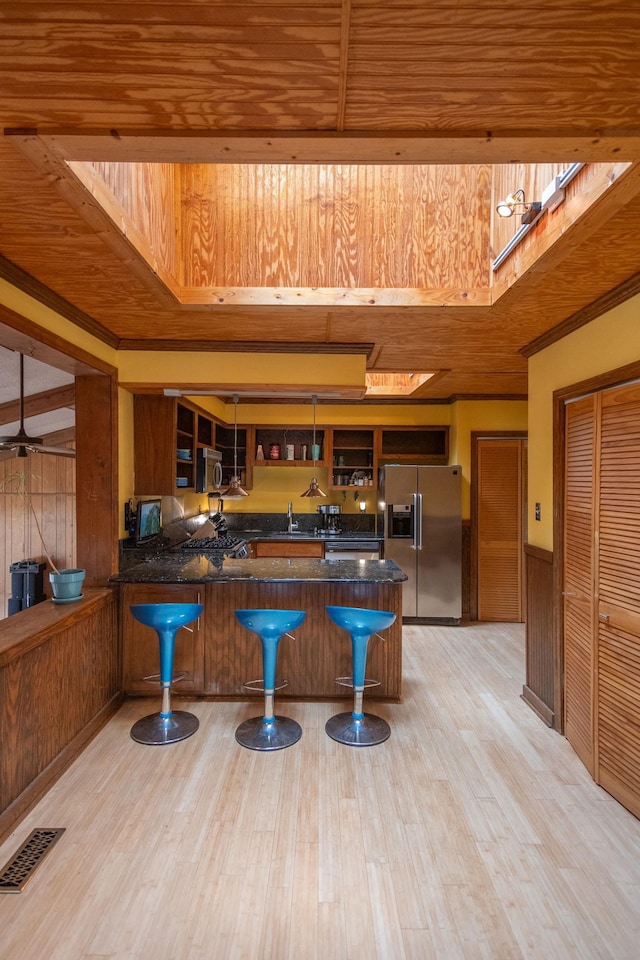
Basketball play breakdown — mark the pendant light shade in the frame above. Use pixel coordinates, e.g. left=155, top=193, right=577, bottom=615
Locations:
left=220, top=394, right=249, bottom=499
left=300, top=394, right=326, bottom=498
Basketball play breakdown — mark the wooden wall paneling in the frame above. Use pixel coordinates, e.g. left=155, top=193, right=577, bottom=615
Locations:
left=523, top=544, right=554, bottom=725
left=0, top=590, right=119, bottom=841
left=563, top=394, right=598, bottom=773
left=75, top=373, right=119, bottom=585
left=0, top=445, right=76, bottom=619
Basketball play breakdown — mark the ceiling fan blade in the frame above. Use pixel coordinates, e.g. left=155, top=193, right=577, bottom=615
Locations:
left=29, top=444, right=76, bottom=458
left=1, top=354, right=75, bottom=458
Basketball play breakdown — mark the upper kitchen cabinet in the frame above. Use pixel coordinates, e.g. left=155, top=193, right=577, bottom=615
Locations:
left=216, top=422, right=250, bottom=489
left=133, top=395, right=215, bottom=496
left=378, top=427, right=449, bottom=464
left=251, top=426, right=327, bottom=467
left=329, top=428, right=375, bottom=489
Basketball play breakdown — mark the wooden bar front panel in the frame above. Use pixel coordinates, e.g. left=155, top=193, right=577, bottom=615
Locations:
left=205, top=580, right=402, bottom=700
left=120, top=580, right=402, bottom=702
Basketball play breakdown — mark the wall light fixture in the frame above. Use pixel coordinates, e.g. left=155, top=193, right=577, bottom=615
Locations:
left=496, top=188, right=542, bottom=225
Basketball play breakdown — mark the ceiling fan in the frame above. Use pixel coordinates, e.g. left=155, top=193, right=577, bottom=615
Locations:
left=0, top=353, right=75, bottom=458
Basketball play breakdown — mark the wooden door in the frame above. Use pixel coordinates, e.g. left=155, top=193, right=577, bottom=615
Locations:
left=477, top=439, right=525, bottom=621
left=596, top=383, right=640, bottom=817
left=563, top=395, right=597, bottom=774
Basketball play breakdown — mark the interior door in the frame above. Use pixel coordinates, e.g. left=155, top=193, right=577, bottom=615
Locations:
left=596, top=383, right=640, bottom=816
left=563, top=394, right=597, bottom=774
left=477, top=439, right=525, bottom=621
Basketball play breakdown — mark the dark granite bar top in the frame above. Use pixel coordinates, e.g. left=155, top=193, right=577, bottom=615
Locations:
left=242, top=530, right=383, bottom=542
left=110, top=554, right=407, bottom=584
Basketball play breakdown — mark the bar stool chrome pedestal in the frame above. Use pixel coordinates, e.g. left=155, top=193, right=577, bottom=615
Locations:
left=325, top=605, right=396, bottom=746
left=235, top=608, right=306, bottom=751
left=129, top=602, right=203, bottom=745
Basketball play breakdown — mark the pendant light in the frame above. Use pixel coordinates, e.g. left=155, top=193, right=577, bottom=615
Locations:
left=300, top=394, right=326, bottom=498
left=220, top=393, right=249, bottom=499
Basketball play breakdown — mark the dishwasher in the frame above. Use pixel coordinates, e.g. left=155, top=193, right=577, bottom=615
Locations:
left=324, top=540, right=381, bottom=561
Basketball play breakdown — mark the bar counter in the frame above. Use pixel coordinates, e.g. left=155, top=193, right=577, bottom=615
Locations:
left=114, top=555, right=406, bottom=701
left=111, top=553, right=406, bottom=584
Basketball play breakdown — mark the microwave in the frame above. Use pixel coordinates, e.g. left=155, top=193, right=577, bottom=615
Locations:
left=196, top=448, right=223, bottom=493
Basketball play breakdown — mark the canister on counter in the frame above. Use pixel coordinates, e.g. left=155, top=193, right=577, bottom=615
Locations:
left=269, top=443, right=280, bottom=459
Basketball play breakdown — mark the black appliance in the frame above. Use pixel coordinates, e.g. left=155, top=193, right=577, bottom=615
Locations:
left=317, top=503, right=342, bottom=534
left=8, top=559, right=46, bottom=616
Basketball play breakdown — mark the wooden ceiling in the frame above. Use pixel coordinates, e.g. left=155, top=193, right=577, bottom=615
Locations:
left=1, top=0, right=640, bottom=401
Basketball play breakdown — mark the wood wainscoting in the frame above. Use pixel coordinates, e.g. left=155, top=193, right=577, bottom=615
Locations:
left=522, top=544, right=555, bottom=727
left=0, top=588, right=120, bottom=843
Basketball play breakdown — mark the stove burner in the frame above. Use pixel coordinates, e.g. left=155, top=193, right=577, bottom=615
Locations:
left=181, top=535, right=248, bottom=557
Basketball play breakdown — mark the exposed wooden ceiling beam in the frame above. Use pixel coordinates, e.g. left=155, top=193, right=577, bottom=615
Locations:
left=25, top=131, right=640, bottom=166
left=0, top=384, right=75, bottom=428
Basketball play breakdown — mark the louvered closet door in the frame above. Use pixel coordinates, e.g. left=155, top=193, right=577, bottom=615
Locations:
left=597, top=383, right=640, bottom=817
left=477, top=439, right=523, bottom=622
left=563, top=395, right=597, bottom=774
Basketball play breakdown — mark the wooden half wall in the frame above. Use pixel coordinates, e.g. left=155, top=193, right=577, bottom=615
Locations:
left=523, top=544, right=556, bottom=727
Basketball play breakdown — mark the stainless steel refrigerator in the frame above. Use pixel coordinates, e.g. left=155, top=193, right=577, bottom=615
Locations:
left=379, top=464, right=462, bottom=622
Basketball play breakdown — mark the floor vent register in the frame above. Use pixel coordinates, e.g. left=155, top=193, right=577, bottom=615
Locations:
left=0, top=828, right=66, bottom=893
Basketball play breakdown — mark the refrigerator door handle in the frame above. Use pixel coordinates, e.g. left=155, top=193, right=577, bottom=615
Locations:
left=413, top=492, right=423, bottom=551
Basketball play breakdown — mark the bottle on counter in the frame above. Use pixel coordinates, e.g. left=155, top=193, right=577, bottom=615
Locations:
left=256, top=443, right=265, bottom=460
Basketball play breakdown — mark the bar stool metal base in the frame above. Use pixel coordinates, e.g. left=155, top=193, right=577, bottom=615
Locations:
left=325, top=711, right=390, bottom=746
left=130, top=710, right=199, bottom=745
left=235, top=715, right=302, bottom=751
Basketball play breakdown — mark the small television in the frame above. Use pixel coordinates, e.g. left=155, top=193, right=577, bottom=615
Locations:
left=135, top=498, right=162, bottom=544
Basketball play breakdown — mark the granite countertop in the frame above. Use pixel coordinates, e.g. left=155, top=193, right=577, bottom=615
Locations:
left=241, top=530, right=383, bottom=542
left=110, top=554, right=406, bottom=584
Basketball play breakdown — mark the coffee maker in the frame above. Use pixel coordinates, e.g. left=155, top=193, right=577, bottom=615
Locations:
left=317, top=504, right=342, bottom=535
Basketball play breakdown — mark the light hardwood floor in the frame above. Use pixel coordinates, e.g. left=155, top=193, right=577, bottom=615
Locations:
left=1, top=622, right=640, bottom=960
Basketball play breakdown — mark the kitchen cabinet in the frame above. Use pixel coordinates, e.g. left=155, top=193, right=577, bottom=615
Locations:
left=120, top=582, right=204, bottom=694
left=251, top=426, right=327, bottom=467
left=133, top=395, right=217, bottom=496
left=378, top=426, right=449, bottom=464
left=252, top=539, right=324, bottom=558
left=329, top=427, right=376, bottom=489
left=216, top=422, right=250, bottom=489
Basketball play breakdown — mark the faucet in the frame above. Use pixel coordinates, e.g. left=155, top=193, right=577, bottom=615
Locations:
left=287, top=501, right=298, bottom=533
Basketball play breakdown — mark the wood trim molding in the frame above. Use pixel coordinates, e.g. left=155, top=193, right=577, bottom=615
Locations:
left=522, top=271, right=640, bottom=358
left=524, top=543, right=553, bottom=564
left=26, top=131, right=640, bottom=165
left=0, top=254, right=119, bottom=349
left=118, top=339, right=375, bottom=356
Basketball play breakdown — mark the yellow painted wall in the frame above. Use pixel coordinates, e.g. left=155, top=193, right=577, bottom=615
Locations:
left=0, top=279, right=117, bottom=368
left=1, top=278, right=528, bottom=531
left=450, top=400, right=528, bottom=518
left=117, top=351, right=366, bottom=392
left=528, top=292, right=640, bottom=551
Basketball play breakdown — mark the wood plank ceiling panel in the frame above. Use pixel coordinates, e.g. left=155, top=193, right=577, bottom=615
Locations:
left=0, top=2, right=639, bottom=399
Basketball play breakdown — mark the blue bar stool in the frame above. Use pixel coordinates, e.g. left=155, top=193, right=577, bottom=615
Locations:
left=325, top=605, right=396, bottom=746
left=235, top=609, right=306, bottom=751
left=129, top=602, right=203, bottom=745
